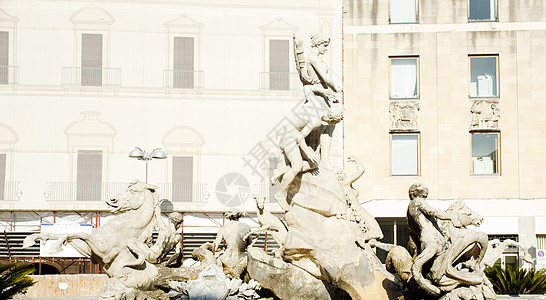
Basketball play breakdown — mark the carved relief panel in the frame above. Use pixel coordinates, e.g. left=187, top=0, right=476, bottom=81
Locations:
left=389, top=101, right=420, bottom=131
left=470, top=100, right=500, bottom=130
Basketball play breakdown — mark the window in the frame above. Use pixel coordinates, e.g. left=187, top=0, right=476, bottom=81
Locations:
left=81, top=34, right=102, bottom=86
left=471, top=132, right=499, bottom=175
left=173, top=37, right=194, bottom=89
left=470, top=55, right=498, bottom=97
left=390, top=57, right=419, bottom=99
left=391, top=133, right=420, bottom=176
left=76, top=150, right=103, bottom=201
left=0, top=31, right=7, bottom=84
left=269, top=39, right=290, bottom=90
left=376, top=218, right=409, bottom=263
left=469, top=0, right=497, bottom=21
left=172, top=156, right=193, bottom=202
left=390, top=0, right=417, bottom=23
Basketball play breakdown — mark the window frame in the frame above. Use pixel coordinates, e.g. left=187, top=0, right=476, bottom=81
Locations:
left=468, top=0, right=498, bottom=22
left=468, top=54, right=500, bottom=99
left=470, top=131, right=501, bottom=176
left=389, top=0, right=419, bottom=24
left=389, top=56, right=420, bottom=100
left=390, top=132, right=421, bottom=176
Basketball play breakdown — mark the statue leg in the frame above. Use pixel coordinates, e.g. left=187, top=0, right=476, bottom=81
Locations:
left=319, top=124, right=335, bottom=169
left=274, top=145, right=303, bottom=211
left=411, top=246, right=442, bottom=296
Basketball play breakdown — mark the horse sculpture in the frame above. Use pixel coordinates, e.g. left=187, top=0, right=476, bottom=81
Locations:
left=23, top=180, right=164, bottom=299
left=385, top=198, right=494, bottom=299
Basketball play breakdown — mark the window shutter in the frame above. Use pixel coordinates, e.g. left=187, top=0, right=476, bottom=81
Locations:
left=173, top=37, right=194, bottom=88
left=81, top=34, right=103, bottom=86
left=269, top=39, right=289, bottom=90
left=172, top=156, right=193, bottom=202
left=391, top=135, right=418, bottom=175
left=77, top=150, right=103, bottom=201
left=390, top=0, right=417, bottom=23
left=0, top=32, right=8, bottom=84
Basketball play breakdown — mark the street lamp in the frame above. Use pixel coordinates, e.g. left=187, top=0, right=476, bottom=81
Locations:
left=129, top=147, right=167, bottom=183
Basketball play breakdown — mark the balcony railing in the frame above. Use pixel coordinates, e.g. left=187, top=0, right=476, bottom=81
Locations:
left=62, top=67, right=121, bottom=87
left=45, top=182, right=129, bottom=202
left=45, top=182, right=209, bottom=203
left=163, top=70, right=204, bottom=89
left=157, top=183, right=209, bottom=203
left=0, top=181, right=22, bottom=201
left=259, top=72, right=300, bottom=91
left=0, top=66, right=19, bottom=85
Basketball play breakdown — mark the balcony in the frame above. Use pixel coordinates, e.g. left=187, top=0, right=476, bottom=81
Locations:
left=0, top=181, right=22, bottom=201
left=45, top=182, right=128, bottom=202
left=45, top=182, right=208, bottom=203
left=163, top=70, right=204, bottom=89
left=0, top=66, right=19, bottom=85
left=157, top=183, right=209, bottom=203
left=62, top=67, right=121, bottom=88
left=259, top=72, right=300, bottom=91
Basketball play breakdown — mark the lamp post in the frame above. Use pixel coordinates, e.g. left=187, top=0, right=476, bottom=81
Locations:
left=129, top=147, right=167, bottom=183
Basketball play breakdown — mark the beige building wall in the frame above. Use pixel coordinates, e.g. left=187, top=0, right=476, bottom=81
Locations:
left=343, top=0, right=546, bottom=264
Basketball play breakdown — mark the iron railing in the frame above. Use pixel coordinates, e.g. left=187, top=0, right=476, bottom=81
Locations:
left=163, top=70, right=204, bottom=89
left=0, top=182, right=22, bottom=201
left=0, top=66, right=19, bottom=85
left=259, top=72, right=300, bottom=91
left=45, top=182, right=208, bottom=203
left=62, top=67, right=121, bottom=87
left=45, top=182, right=128, bottom=202
left=157, top=183, right=209, bottom=203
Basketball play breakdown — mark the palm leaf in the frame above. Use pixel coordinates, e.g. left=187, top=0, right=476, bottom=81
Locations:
left=485, top=265, right=546, bottom=294
left=0, top=263, right=36, bottom=299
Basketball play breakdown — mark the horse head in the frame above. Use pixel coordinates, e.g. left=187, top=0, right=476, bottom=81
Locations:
left=446, top=199, right=483, bottom=228
left=107, top=180, right=159, bottom=214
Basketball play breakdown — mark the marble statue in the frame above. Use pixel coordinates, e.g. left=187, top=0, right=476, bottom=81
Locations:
left=23, top=180, right=182, bottom=299
left=272, top=102, right=343, bottom=211
left=385, top=183, right=495, bottom=300
left=337, top=156, right=383, bottom=243
left=244, top=195, right=287, bottom=257
left=213, top=209, right=252, bottom=279
left=128, top=212, right=183, bottom=267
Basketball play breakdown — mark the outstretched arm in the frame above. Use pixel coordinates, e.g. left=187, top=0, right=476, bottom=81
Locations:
left=417, top=201, right=461, bottom=227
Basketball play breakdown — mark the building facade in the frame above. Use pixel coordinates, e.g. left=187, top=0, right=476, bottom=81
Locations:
left=344, top=0, right=546, bottom=269
left=0, top=0, right=342, bottom=273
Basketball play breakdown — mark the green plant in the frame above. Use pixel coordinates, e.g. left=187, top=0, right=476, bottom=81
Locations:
left=0, top=263, right=36, bottom=299
left=484, top=265, right=546, bottom=294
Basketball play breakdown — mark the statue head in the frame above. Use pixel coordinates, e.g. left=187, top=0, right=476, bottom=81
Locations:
left=310, top=33, right=330, bottom=48
left=322, top=107, right=344, bottom=125
left=168, top=212, right=183, bottom=227
left=225, top=208, right=248, bottom=221
left=253, top=195, right=266, bottom=210
left=408, top=183, right=428, bottom=200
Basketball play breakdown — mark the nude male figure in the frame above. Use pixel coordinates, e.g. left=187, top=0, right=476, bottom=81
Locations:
left=273, top=104, right=343, bottom=211
left=406, top=183, right=461, bottom=296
